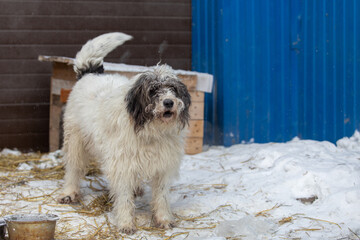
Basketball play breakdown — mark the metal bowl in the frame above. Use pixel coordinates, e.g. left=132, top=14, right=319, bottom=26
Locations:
left=0, top=218, right=5, bottom=240
left=4, top=214, right=59, bottom=240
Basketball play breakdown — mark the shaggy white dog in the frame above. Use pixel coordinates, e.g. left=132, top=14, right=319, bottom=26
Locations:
left=57, top=32, right=191, bottom=234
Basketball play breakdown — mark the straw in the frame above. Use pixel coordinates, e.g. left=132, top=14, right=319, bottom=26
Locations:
left=0, top=152, right=234, bottom=239
left=255, top=204, right=281, bottom=217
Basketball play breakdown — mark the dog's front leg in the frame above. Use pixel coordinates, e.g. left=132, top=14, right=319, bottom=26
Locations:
left=151, top=172, right=175, bottom=229
left=111, top=178, right=137, bottom=234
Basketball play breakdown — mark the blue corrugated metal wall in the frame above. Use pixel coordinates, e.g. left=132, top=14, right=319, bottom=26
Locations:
left=192, top=0, right=360, bottom=146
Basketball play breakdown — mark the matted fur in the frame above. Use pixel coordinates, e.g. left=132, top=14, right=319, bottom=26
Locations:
left=58, top=33, right=191, bottom=234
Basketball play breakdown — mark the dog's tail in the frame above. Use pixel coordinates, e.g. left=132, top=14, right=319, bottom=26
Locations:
left=74, top=32, right=133, bottom=79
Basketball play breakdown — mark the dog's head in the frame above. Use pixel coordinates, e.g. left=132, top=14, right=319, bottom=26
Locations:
left=125, top=65, right=191, bottom=133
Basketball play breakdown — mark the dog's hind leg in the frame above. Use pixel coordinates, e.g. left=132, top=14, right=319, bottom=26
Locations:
left=58, top=129, right=88, bottom=204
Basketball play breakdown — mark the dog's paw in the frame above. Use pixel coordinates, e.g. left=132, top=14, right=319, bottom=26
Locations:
left=57, top=192, right=79, bottom=204
left=153, top=218, right=176, bottom=229
left=119, top=224, right=137, bottom=235
left=133, top=187, right=144, bottom=198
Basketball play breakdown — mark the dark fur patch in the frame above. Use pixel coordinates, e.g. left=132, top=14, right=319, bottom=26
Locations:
left=173, top=81, right=191, bottom=128
left=77, top=64, right=104, bottom=80
left=125, top=71, right=191, bottom=132
left=125, top=73, right=156, bottom=132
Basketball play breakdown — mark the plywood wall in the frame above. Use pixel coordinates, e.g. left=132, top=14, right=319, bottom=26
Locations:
left=0, top=0, right=191, bottom=151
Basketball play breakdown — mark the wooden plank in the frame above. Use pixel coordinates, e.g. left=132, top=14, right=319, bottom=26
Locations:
left=0, top=31, right=191, bottom=45
left=0, top=133, right=48, bottom=152
left=52, top=79, right=75, bottom=95
left=0, top=104, right=49, bottom=119
left=189, top=102, right=204, bottom=120
left=0, top=45, right=191, bottom=59
left=0, top=74, right=50, bottom=89
left=0, top=89, right=49, bottom=104
left=0, top=60, right=51, bottom=74
left=187, top=120, right=204, bottom=138
left=1, top=0, right=189, bottom=2
left=49, top=103, right=63, bottom=151
left=78, top=0, right=189, bottom=2
left=178, top=74, right=197, bottom=91
left=0, top=2, right=191, bottom=17
left=0, top=16, right=191, bottom=31
left=109, top=45, right=192, bottom=59
left=0, top=45, right=79, bottom=60
left=52, top=63, right=77, bottom=82
left=189, top=91, right=204, bottom=102
left=185, top=137, right=203, bottom=155
left=0, top=119, right=48, bottom=134
left=60, top=89, right=71, bottom=103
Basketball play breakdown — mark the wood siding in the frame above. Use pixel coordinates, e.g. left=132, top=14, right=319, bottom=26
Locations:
left=0, top=0, right=191, bottom=151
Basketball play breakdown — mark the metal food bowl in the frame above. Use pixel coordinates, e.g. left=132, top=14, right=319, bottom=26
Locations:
left=0, top=218, right=5, bottom=240
left=4, top=214, right=59, bottom=240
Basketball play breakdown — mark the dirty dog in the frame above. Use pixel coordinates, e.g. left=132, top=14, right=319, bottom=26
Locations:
left=57, top=32, right=191, bottom=234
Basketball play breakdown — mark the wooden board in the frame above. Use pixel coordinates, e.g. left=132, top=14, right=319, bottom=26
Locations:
left=0, top=74, right=50, bottom=89
left=0, top=133, right=48, bottom=152
left=0, top=104, right=49, bottom=120
left=52, top=62, right=77, bottom=81
left=178, top=74, right=197, bottom=91
left=185, top=137, right=203, bottom=155
left=0, top=16, right=190, bottom=31
left=0, top=45, right=191, bottom=60
left=187, top=120, right=204, bottom=138
left=0, top=2, right=191, bottom=17
left=0, top=119, right=49, bottom=134
left=60, top=89, right=71, bottom=103
left=49, top=104, right=62, bottom=152
left=189, top=102, right=204, bottom=120
left=0, top=31, right=191, bottom=45
left=190, top=91, right=204, bottom=102
left=0, top=89, right=50, bottom=104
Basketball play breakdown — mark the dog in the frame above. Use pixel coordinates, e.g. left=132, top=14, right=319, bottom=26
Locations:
left=57, top=32, right=191, bottom=234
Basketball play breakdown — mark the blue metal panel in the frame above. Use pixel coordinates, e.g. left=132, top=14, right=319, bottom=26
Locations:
left=297, top=0, right=360, bottom=142
left=192, top=0, right=360, bottom=146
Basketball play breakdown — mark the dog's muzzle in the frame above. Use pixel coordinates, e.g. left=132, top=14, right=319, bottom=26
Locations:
left=163, top=99, right=175, bottom=118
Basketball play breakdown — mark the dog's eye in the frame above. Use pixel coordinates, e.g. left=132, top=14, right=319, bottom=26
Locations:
left=171, top=87, right=180, bottom=96
left=166, top=86, right=176, bottom=94
left=149, top=88, right=157, bottom=97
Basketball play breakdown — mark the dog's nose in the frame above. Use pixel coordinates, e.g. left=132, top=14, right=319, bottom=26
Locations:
left=163, top=99, right=174, bottom=108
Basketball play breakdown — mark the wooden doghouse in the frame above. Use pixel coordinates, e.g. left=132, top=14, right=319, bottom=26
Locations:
left=39, top=56, right=213, bottom=155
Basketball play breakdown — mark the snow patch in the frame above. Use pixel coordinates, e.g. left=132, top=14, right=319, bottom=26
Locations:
left=2, top=132, right=360, bottom=239
left=215, top=216, right=275, bottom=239
left=336, top=130, right=360, bottom=151
left=1, top=148, right=21, bottom=156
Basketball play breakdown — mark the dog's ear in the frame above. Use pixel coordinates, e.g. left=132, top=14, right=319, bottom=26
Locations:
left=125, top=73, right=153, bottom=132
left=176, top=81, right=191, bottom=129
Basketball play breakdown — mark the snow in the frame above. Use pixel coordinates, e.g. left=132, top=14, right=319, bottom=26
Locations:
left=15, top=150, right=63, bottom=171
left=0, top=148, right=21, bottom=156
left=1, top=132, right=360, bottom=239
left=177, top=137, right=360, bottom=239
